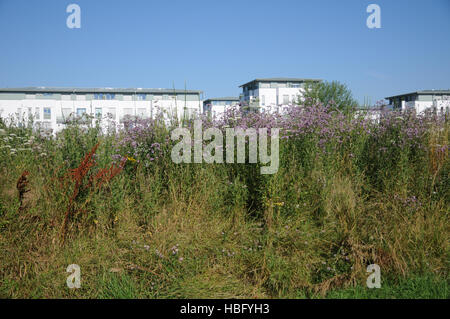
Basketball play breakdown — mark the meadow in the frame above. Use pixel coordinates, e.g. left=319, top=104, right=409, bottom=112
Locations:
left=0, top=101, right=448, bottom=298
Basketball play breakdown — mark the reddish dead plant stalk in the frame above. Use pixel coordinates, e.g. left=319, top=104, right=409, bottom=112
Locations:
left=61, top=143, right=99, bottom=243
left=91, top=157, right=127, bottom=190
left=60, top=143, right=127, bottom=244
left=16, top=170, right=30, bottom=212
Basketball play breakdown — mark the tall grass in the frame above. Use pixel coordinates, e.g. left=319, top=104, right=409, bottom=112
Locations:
left=0, top=104, right=448, bottom=298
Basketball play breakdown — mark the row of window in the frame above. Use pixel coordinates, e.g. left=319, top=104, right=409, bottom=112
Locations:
left=93, top=93, right=116, bottom=100
left=16, top=107, right=52, bottom=120
left=243, top=82, right=304, bottom=91
left=259, top=82, right=303, bottom=89
left=24, top=93, right=200, bottom=101
left=16, top=107, right=166, bottom=121
left=63, top=107, right=149, bottom=119
left=260, top=95, right=297, bottom=106
left=209, top=101, right=238, bottom=106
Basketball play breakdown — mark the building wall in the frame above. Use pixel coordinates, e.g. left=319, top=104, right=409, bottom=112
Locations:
left=203, top=100, right=239, bottom=119
left=388, top=94, right=450, bottom=114
left=241, top=85, right=305, bottom=113
left=404, top=100, right=450, bottom=113
left=257, top=87, right=304, bottom=112
left=0, top=92, right=202, bottom=133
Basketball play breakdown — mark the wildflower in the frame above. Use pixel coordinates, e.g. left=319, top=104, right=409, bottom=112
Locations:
left=155, top=249, right=164, bottom=258
left=127, top=156, right=137, bottom=162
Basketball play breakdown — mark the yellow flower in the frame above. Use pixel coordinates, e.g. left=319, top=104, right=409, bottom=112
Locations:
left=93, top=219, right=98, bottom=225
left=127, top=156, right=137, bottom=162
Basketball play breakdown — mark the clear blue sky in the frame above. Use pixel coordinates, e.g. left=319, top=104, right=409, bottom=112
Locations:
left=0, top=0, right=449, bottom=104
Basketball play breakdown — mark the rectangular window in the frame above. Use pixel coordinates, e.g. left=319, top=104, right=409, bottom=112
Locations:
left=123, top=108, right=133, bottom=116
left=163, top=95, right=169, bottom=100
left=261, top=95, right=265, bottom=106
left=418, top=95, right=432, bottom=101
left=43, top=107, right=51, bottom=120
left=259, top=83, right=270, bottom=88
left=283, top=95, right=289, bottom=104
left=95, top=108, right=102, bottom=118
left=35, top=107, right=40, bottom=120
left=76, top=108, right=86, bottom=117
left=137, top=94, right=146, bottom=101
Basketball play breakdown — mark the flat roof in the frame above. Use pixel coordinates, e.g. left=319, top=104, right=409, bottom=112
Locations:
left=0, top=87, right=203, bottom=95
left=385, top=90, right=450, bottom=99
left=203, top=97, right=239, bottom=102
left=239, top=78, right=321, bottom=88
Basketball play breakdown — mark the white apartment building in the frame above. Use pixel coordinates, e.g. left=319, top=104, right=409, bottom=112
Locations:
left=385, top=90, right=450, bottom=114
left=0, top=87, right=203, bottom=133
left=239, top=78, right=321, bottom=113
left=203, top=97, right=239, bottom=119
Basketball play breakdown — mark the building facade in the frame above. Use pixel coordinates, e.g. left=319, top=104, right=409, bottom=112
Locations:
left=203, top=97, right=239, bottom=119
left=0, top=87, right=203, bottom=133
left=385, top=90, right=450, bottom=114
left=239, top=78, right=321, bottom=113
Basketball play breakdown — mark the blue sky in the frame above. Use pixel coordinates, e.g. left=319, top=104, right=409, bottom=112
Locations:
left=0, top=0, right=449, bottom=104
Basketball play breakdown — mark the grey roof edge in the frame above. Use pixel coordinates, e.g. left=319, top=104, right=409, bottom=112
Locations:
left=239, top=78, right=322, bottom=87
left=385, top=90, right=450, bottom=99
left=0, top=87, right=203, bottom=94
left=203, top=97, right=240, bottom=102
